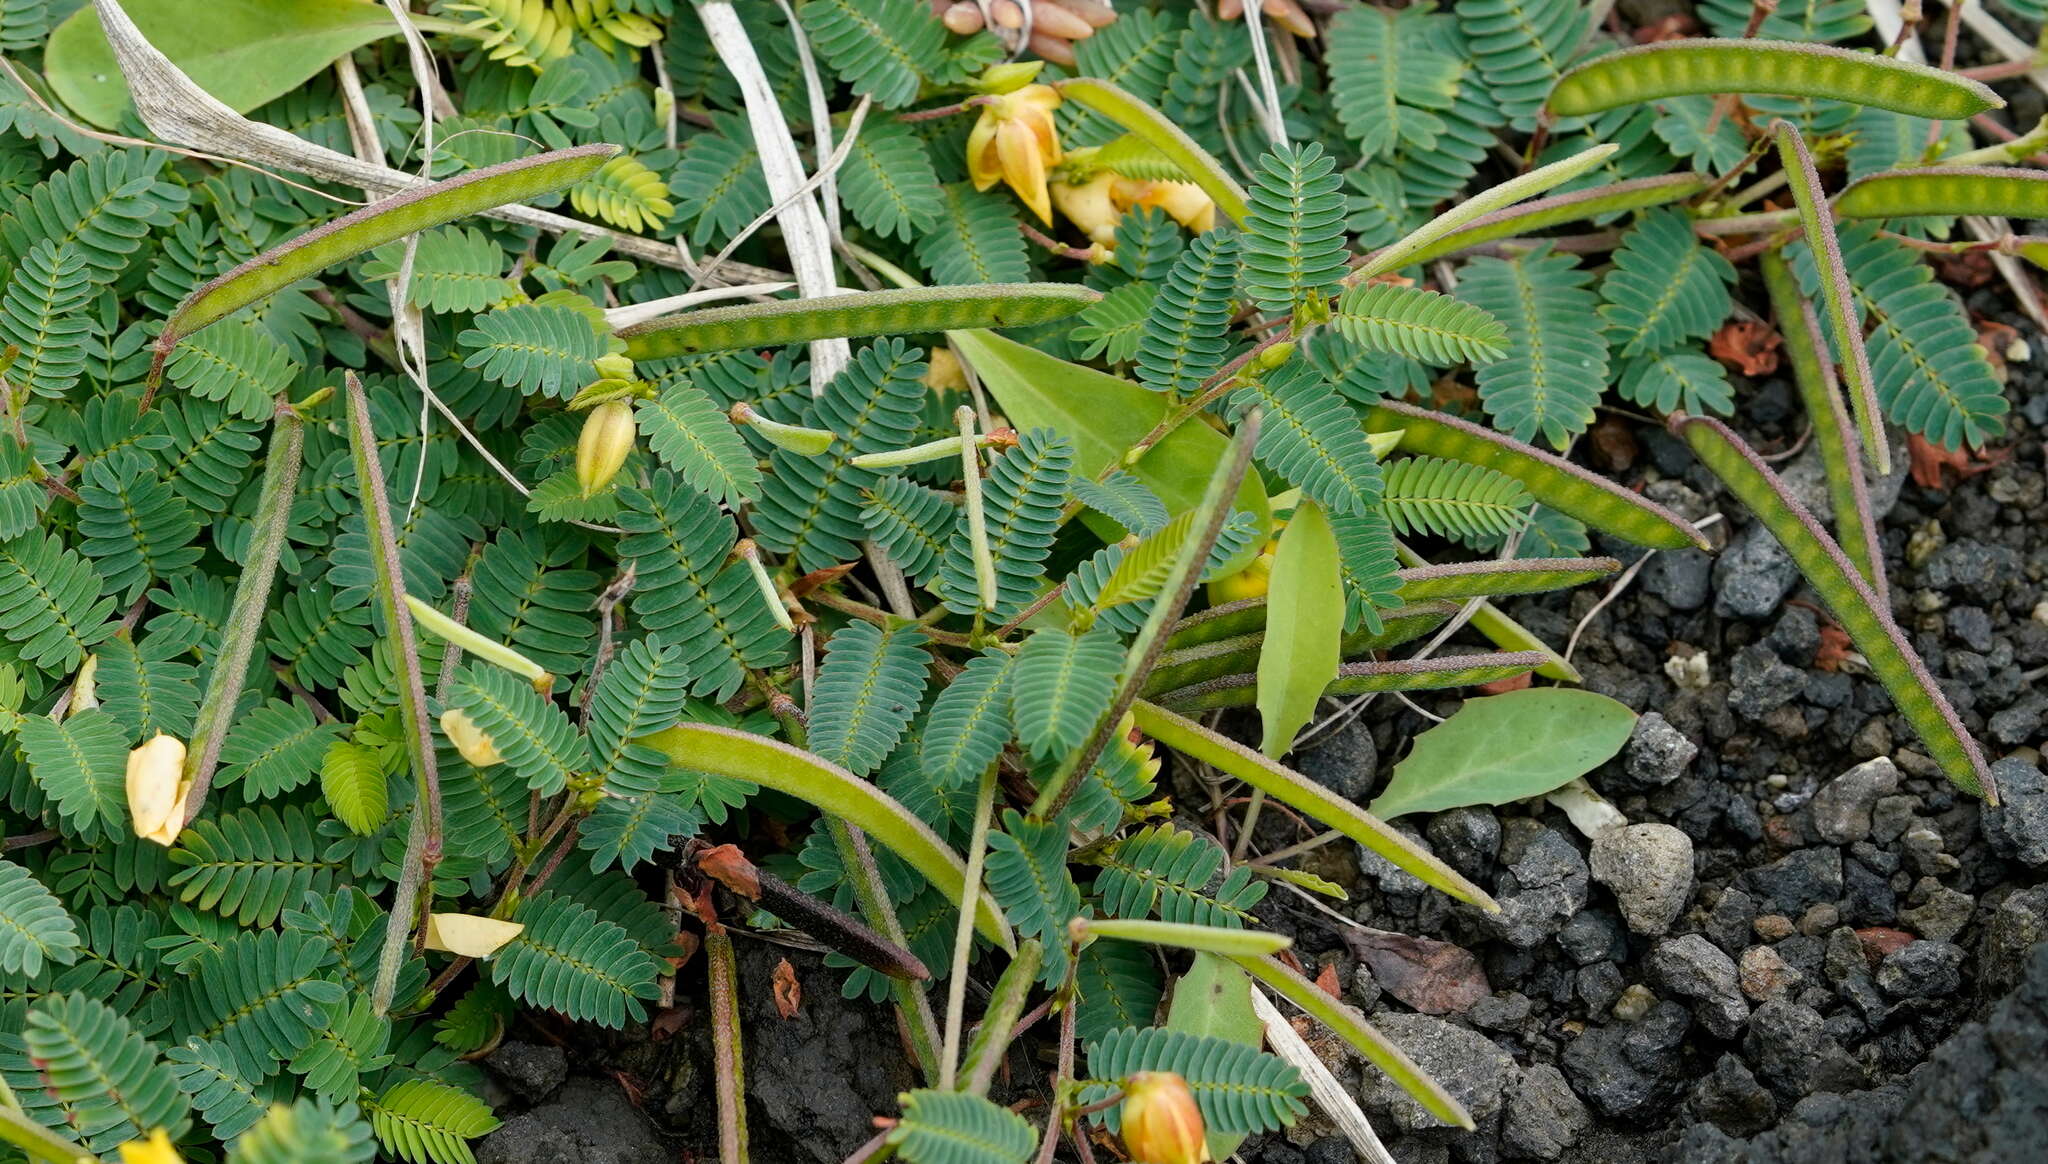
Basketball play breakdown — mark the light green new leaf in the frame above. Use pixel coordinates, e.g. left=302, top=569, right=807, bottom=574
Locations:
left=1256, top=501, right=1343, bottom=757
left=1368, top=689, right=1637, bottom=818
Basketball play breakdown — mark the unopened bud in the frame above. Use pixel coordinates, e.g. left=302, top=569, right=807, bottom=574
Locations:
left=972, top=60, right=1045, bottom=95
left=595, top=353, right=635, bottom=381
left=441, top=708, right=504, bottom=768
left=1121, top=1071, right=1209, bottom=1164
left=576, top=400, right=636, bottom=498
left=126, top=733, right=191, bottom=847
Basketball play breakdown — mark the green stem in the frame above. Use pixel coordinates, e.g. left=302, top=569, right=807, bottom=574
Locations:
left=939, top=764, right=999, bottom=1089
left=0, top=1106, right=96, bottom=1164
left=706, top=927, right=749, bottom=1164
left=180, top=400, right=305, bottom=824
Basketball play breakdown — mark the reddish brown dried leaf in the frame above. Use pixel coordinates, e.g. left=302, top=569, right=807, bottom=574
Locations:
left=1907, top=432, right=2005, bottom=489
left=1709, top=319, right=1782, bottom=376
left=1343, top=927, right=1491, bottom=1015
left=1313, top=961, right=1342, bottom=999
left=772, top=957, right=802, bottom=1019
left=1477, top=671, right=1534, bottom=696
left=1814, top=625, right=1855, bottom=673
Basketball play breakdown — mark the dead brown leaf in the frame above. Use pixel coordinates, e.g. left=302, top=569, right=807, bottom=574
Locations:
left=1933, top=249, right=1995, bottom=289
left=1814, top=625, right=1855, bottom=673
left=1709, top=319, right=1782, bottom=376
left=1632, top=13, right=1699, bottom=42
left=1313, top=960, right=1342, bottom=999
left=772, top=957, right=802, bottom=1020
left=1476, top=671, right=1534, bottom=696
left=1342, top=927, right=1491, bottom=1015
left=1907, top=432, right=2006, bottom=490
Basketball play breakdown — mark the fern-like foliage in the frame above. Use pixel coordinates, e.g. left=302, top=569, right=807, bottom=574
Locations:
left=23, top=992, right=189, bottom=1150
left=367, top=1078, right=499, bottom=1164
left=0, top=442, right=47, bottom=544
left=985, top=809, right=1081, bottom=985
left=919, top=649, right=1014, bottom=789
left=0, top=858, right=77, bottom=976
left=1082, top=1026, right=1308, bottom=1136
left=1455, top=0, right=1586, bottom=130
left=167, top=1038, right=278, bottom=1141
left=1069, top=470, right=1167, bottom=538
left=493, top=892, right=662, bottom=1027
left=637, top=378, right=761, bottom=505
left=935, top=427, right=1073, bottom=617
left=169, top=804, right=340, bottom=926
left=1328, top=4, right=1461, bottom=160
left=228, top=1099, right=377, bottom=1164
left=808, top=620, right=931, bottom=777
left=1090, top=824, right=1267, bottom=928
left=465, top=530, right=599, bottom=679
left=437, top=0, right=571, bottom=68
left=1599, top=209, right=1736, bottom=358
left=1616, top=350, right=1735, bottom=416
left=1382, top=456, right=1533, bottom=542
left=1228, top=361, right=1384, bottom=515
left=887, top=1089, right=1037, bottom=1164
left=917, top=183, right=1031, bottom=285
left=571, top=154, right=674, bottom=233
left=458, top=302, right=607, bottom=399
left=76, top=454, right=204, bottom=603
left=164, top=319, right=299, bottom=422
left=1241, top=144, right=1348, bottom=314
left=1134, top=230, right=1239, bottom=396
left=615, top=471, right=788, bottom=699
left=751, top=339, right=927, bottom=572
left=18, top=709, right=127, bottom=841
left=1334, top=282, right=1509, bottom=366
left=1456, top=245, right=1608, bottom=448
left=670, top=112, right=771, bottom=248
left=840, top=117, right=944, bottom=243
left=585, top=636, right=690, bottom=796
left=285, top=995, right=391, bottom=1101
left=0, top=240, right=92, bottom=397
left=168, top=929, right=346, bottom=1077
left=1010, top=625, right=1121, bottom=760
left=154, top=397, right=263, bottom=511
left=360, top=227, right=512, bottom=313
left=861, top=475, right=959, bottom=585
left=1074, top=937, right=1163, bottom=1043
left=320, top=740, right=389, bottom=836
left=1701, top=0, right=1871, bottom=40
left=91, top=637, right=200, bottom=743
left=0, top=150, right=185, bottom=280
left=1333, top=507, right=1404, bottom=635
left=443, top=663, right=590, bottom=795
left=799, top=0, right=948, bottom=108
left=1072, top=7, right=1183, bottom=114
left=1070, top=282, right=1154, bottom=364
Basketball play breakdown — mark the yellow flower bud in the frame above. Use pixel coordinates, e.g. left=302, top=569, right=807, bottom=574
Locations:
left=1121, top=1071, right=1210, bottom=1164
left=118, top=1129, right=184, bottom=1164
left=594, top=353, right=636, bottom=381
left=1051, top=172, right=1123, bottom=245
left=1206, top=545, right=1275, bottom=605
left=424, top=913, right=525, bottom=959
left=441, top=708, right=503, bottom=768
left=971, top=60, right=1045, bottom=95
left=967, top=85, right=1063, bottom=225
left=126, top=733, right=191, bottom=847
left=576, top=400, right=636, bottom=498
left=923, top=347, right=967, bottom=394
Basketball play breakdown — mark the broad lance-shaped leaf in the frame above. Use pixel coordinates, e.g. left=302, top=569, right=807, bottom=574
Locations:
left=638, top=722, right=1014, bottom=948
left=1128, top=701, right=1497, bottom=911
left=1256, top=500, right=1343, bottom=757
left=1674, top=413, right=1994, bottom=800
left=1544, top=38, right=2002, bottom=120
left=1364, top=399, right=1706, bottom=550
left=619, top=284, right=1099, bottom=359
left=1367, top=689, right=1637, bottom=819
left=158, top=145, right=616, bottom=359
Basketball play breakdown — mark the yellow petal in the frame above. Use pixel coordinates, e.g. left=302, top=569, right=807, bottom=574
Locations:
left=965, top=110, right=1004, bottom=191
left=125, top=734, right=189, bottom=847
left=1144, top=180, right=1218, bottom=233
left=996, top=120, right=1053, bottom=224
left=1122, top=1071, right=1210, bottom=1164
left=118, top=1129, right=184, bottom=1164
left=424, top=913, right=525, bottom=959
left=440, top=708, right=504, bottom=768
left=1050, top=173, right=1123, bottom=244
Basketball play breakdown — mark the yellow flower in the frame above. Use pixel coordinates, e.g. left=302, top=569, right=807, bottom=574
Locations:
left=1051, top=172, right=1123, bottom=244
left=967, top=85, right=1063, bottom=224
left=1121, top=1071, right=1210, bottom=1164
left=1207, top=543, right=1276, bottom=605
left=441, top=708, right=503, bottom=768
left=576, top=400, right=636, bottom=498
left=119, top=1129, right=184, bottom=1164
left=424, top=913, right=525, bottom=959
left=1114, top=177, right=1218, bottom=234
left=126, top=734, right=190, bottom=847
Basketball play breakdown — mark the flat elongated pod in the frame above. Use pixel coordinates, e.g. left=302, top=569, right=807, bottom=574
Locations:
left=1774, top=122, right=1889, bottom=477
left=1836, top=166, right=2048, bottom=220
left=1155, top=652, right=1550, bottom=712
left=1674, top=414, right=1992, bottom=801
left=1546, top=40, right=2001, bottom=120
left=160, top=145, right=616, bottom=357
left=1394, top=174, right=1709, bottom=267
left=1364, top=400, right=1707, bottom=550
left=1395, top=557, right=1622, bottom=601
left=1130, top=701, right=1497, bottom=913
left=619, top=284, right=1101, bottom=359
left=637, top=722, right=1015, bottom=949
left=1055, top=77, right=1252, bottom=226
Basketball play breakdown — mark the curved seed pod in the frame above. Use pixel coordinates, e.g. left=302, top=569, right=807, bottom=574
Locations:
left=1835, top=165, right=2048, bottom=221
left=1395, top=557, right=1622, bottom=601
left=1149, top=602, right=1459, bottom=691
left=638, top=722, right=1016, bottom=948
left=1358, top=144, right=1619, bottom=279
left=160, top=144, right=617, bottom=359
left=1773, top=121, right=1888, bottom=477
left=1073, top=917, right=1292, bottom=957
left=1674, top=414, right=1992, bottom=801
left=1364, top=400, right=1707, bottom=550
left=1155, top=652, right=1550, bottom=712
left=1546, top=39, right=2002, bottom=120
left=1232, top=953, right=1474, bottom=1131
left=1054, top=77, right=1252, bottom=225
left=619, top=284, right=1100, bottom=359
left=1760, top=249, right=1886, bottom=589
left=1130, top=702, right=1497, bottom=913
left=1393, top=174, right=1709, bottom=268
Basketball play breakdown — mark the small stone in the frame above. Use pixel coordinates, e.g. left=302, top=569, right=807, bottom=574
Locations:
left=1642, top=548, right=1713, bottom=611
left=1577, top=962, right=1625, bottom=1013
left=1561, top=1001, right=1691, bottom=1119
left=1468, top=991, right=1533, bottom=1031
left=1728, top=644, right=1806, bottom=721
left=1558, top=908, right=1625, bottom=966
left=1714, top=521, right=1802, bottom=619
left=484, top=1041, right=568, bottom=1104
left=1810, top=757, right=1901, bottom=845
left=1900, top=884, right=1975, bottom=942
left=1742, top=1001, right=1864, bottom=1102
left=1479, top=823, right=1590, bottom=949
left=1870, top=796, right=1918, bottom=845
left=1501, top=1064, right=1590, bottom=1160
left=1295, top=719, right=1378, bottom=804
left=1645, top=934, right=1750, bottom=1038
left=1797, top=903, right=1841, bottom=937
left=1620, top=712, right=1698, bottom=790
left=1588, top=823, right=1695, bottom=936
left=1425, top=806, right=1501, bottom=883
left=1687, top=1054, right=1776, bottom=1138
left=1876, top=940, right=1965, bottom=998
left=1744, top=848, right=1844, bottom=915
left=476, top=1078, right=669, bottom=1164
left=1612, top=984, right=1657, bottom=1023
left=1978, top=885, right=2048, bottom=994
left=1356, top=1013, right=1514, bottom=1133
left=1738, top=946, right=1802, bottom=1002
left=1753, top=914, right=1795, bottom=942
left=1987, top=693, right=2048, bottom=748
left=1703, top=888, right=1758, bottom=956
left=1982, top=756, right=2048, bottom=867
